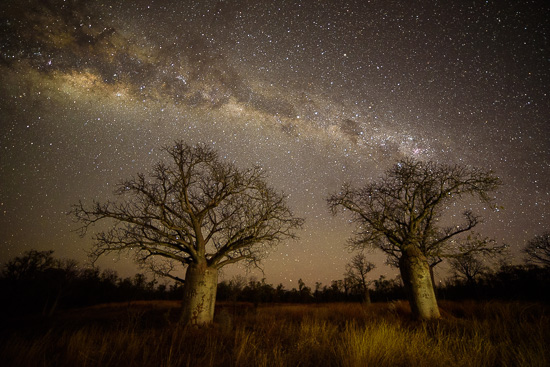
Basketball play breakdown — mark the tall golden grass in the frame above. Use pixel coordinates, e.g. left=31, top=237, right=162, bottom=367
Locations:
left=0, top=300, right=547, bottom=367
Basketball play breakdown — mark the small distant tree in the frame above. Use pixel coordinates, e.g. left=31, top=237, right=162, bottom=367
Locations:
left=345, top=253, right=376, bottom=304
left=73, top=141, right=303, bottom=325
left=523, top=231, right=550, bottom=268
left=328, top=158, right=500, bottom=319
left=449, top=253, right=487, bottom=285
left=448, top=234, right=506, bottom=285
left=2, top=250, right=56, bottom=281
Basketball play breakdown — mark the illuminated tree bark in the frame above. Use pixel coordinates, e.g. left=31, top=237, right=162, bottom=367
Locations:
left=181, top=262, right=218, bottom=325
left=399, top=246, right=440, bottom=319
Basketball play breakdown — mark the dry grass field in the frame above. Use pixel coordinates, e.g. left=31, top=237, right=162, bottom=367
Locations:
left=0, top=300, right=548, bottom=367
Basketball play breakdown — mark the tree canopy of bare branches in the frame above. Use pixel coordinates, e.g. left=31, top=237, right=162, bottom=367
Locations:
left=73, top=141, right=303, bottom=288
left=328, top=158, right=501, bottom=264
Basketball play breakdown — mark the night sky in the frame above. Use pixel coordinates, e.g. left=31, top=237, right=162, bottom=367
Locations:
left=1, top=0, right=548, bottom=287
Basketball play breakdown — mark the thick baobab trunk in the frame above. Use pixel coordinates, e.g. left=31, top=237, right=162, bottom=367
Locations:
left=399, top=246, right=440, bottom=319
left=180, top=263, right=218, bottom=325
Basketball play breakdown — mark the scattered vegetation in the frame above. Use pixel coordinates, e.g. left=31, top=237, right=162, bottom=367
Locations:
left=0, top=301, right=547, bottom=367
left=1, top=247, right=548, bottom=366
left=1, top=249, right=549, bottom=319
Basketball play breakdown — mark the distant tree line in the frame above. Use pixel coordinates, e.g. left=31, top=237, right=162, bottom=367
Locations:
left=0, top=249, right=404, bottom=317
left=438, top=264, right=550, bottom=302
left=0, top=250, right=182, bottom=317
left=439, top=230, right=550, bottom=302
left=1, top=241, right=548, bottom=318
left=215, top=275, right=406, bottom=305
left=215, top=265, right=549, bottom=305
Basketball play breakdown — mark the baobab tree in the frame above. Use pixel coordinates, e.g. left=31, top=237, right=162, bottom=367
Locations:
left=345, top=253, right=376, bottom=304
left=73, top=141, right=303, bottom=325
left=328, top=158, right=500, bottom=319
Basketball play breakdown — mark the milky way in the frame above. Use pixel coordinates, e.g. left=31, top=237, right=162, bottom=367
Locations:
left=1, top=0, right=548, bottom=287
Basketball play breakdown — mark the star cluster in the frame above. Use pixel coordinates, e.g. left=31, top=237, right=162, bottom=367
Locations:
left=1, top=0, right=548, bottom=286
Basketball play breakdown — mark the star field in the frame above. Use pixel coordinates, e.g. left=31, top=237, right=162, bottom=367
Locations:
left=0, top=0, right=548, bottom=287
